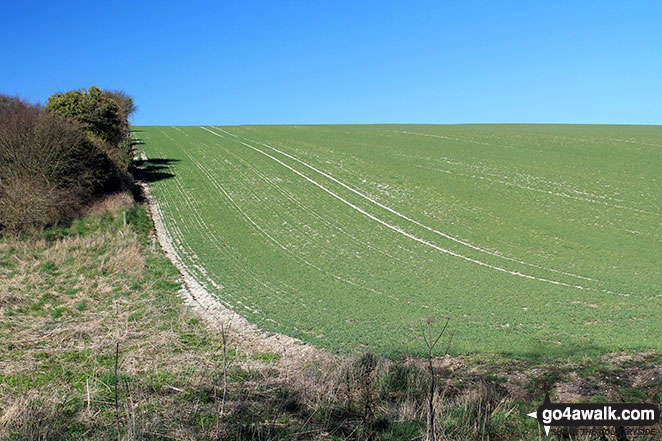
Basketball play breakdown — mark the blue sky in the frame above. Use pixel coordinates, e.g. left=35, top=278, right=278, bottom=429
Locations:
left=1, top=1, right=660, bottom=125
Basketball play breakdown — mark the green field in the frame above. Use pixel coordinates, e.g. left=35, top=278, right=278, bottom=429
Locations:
left=136, top=124, right=661, bottom=357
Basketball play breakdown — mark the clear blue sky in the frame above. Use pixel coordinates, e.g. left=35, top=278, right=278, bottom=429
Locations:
left=1, top=1, right=660, bottom=125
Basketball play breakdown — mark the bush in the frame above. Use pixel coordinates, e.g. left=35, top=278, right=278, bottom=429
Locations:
left=1, top=86, right=136, bottom=234
left=104, top=89, right=137, bottom=167
left=0, top=96, right=114, bottom=232
left=104, top=89, right=137, bottom=122
left=45, top=86, right=132, bottom=169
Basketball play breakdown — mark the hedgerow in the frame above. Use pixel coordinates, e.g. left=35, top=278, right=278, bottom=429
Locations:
left=0, top=87, right=135, bottom=233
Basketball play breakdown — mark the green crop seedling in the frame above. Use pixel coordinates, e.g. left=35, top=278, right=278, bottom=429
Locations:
left=137, top=124, right=661, bottom=357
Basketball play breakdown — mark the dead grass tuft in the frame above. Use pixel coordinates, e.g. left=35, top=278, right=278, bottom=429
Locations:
left=83, top=191, right=135, bottom=216
left=0, top=392, right=69, bottom=441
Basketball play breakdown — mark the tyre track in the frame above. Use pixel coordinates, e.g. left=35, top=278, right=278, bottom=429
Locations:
left=157, top=129, right=300, bottom=312
left=208, top=138, right=413, bottom=268
left=214, top=127, right=603, bottom=281
left=203, top=127, right=637, bottom=297
left=181, top=135, right=397, bottom=301
left=394, top=130, right=660, bottom=217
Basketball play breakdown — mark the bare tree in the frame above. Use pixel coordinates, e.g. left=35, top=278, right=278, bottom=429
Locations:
left=412, top=316, right=453, bottom=441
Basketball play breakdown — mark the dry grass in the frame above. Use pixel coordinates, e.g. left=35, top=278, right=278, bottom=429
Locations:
left=0, top=207, right=234, bottom=439
left=83, top=191, right=135, bottom=216
left=0, top=229, right=142, bottom=361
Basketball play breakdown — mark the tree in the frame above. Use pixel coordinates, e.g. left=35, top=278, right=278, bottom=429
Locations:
left=1, top=87, right=136, bottom=233
left=411, top=316, right=454, bottom=441
left=104, top=89, right=137, bottom=122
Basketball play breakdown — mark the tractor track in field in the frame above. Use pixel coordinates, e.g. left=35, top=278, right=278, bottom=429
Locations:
left=214, top=140, right=412, bottom=268
left=169, top=128, right=397, bottom=302
left=171, top=126, right=409, bottom=274
left=163, top=132, right=318, bottom=314
left=158, top=129, right=297, bottom=310
left=202, top=127, right=633, bottom=297
left=139, top=157, right=328, bottom=361
left=393, top=130, right=661, bottom=217
left=181, top=142, right=399, bottom=302
left=210, top=127, right=602, bottom=282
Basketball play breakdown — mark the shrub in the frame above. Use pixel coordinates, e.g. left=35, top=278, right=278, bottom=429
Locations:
left=104, top=89, right=137, bottom=122
left=1, top=86, right=136, bottom=234
left=0, top=96, right=113, bottom=232
left=104, top=89, right=138, bottom=167
left=45, top=86, right=131, bottom=169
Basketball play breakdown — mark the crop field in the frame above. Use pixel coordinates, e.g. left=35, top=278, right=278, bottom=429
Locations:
left=136, top=124, right=661, bottom=357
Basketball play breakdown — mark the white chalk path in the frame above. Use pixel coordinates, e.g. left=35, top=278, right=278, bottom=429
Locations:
left=140, top=177, right=324, bottom=358
left=201, top=127, right=630, bottom=296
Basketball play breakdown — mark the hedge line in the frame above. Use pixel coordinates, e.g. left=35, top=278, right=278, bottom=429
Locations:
left=0, top=87, right=136, bottom=233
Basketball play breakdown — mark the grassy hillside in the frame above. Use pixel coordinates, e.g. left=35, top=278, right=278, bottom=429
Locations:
left=0, top=202, right=533, bottom=440
left=1, top=198, right=659, bottom=440
left=136, top=124, right=661, bottom=356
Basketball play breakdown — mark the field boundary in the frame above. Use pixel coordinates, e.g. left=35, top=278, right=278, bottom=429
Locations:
left=138, top=178, right=327, bottom=361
